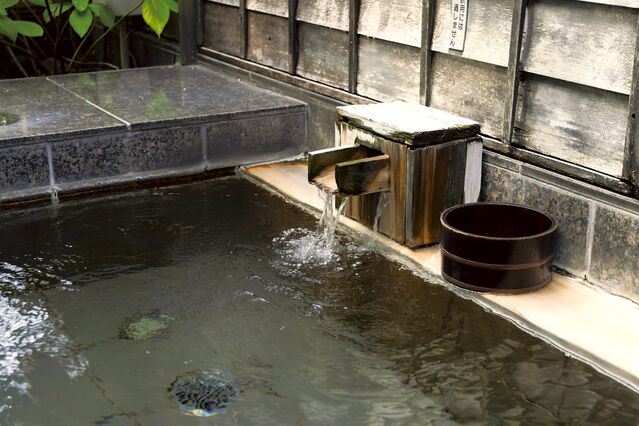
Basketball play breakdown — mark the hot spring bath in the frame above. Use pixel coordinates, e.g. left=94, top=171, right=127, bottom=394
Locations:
left=0, top=177, right=638, bottom=425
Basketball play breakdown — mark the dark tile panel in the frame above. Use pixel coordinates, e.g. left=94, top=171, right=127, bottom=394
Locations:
left=482, top=149, right=522, bottom=173
left=590, top=206, right=639, bottom=300
left=50, top=65, right=305, bottom=130
left=481, top=163, right=590, bottom=273
left=52, top=127, right=203, bottom=185
left=521, top=178, right=591, bottom=274
left=206, top=112, right=306, bottom=168
left=522, top=162, right=639, bottom=216
left=0, top=78, right=124, bottom=144
left=0, top=144, right=50, bottom=192
left=480, top=163, right=526, bottom=205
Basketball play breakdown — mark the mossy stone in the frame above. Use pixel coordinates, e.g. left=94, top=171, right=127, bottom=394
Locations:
left=119, top=310, right=172, bottom=341
left=0, top=112, right=20, bottom=126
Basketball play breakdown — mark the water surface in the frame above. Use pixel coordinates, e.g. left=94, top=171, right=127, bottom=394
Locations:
left=0, top=177, right=638, bottom=425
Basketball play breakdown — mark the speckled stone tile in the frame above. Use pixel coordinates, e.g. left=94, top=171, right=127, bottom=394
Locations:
left=206, top=112, right=306, bottom=169
left=52, top=126, right=203, bottom=185
left=0, top=144, right=50, bottom=192
left=521, top=179, right=591, bottom=274
left=480, top=163, right=526, bottom=204
left=50, top=65, right=306, bottom=130
left=481, top=163, right=591, bottom=273
left=590, top=206, right=639, bottom=300
left=0, top=78, right=125, bottom=144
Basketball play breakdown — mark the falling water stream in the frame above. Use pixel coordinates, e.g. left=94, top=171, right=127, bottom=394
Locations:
left=275, top=190, right=347, bottom=265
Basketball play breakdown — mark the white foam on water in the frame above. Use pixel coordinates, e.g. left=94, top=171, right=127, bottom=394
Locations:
left=274, top=190, right=347, bottom=267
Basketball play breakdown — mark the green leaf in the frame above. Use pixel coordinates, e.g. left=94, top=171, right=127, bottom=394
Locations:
left=0, top=16, right=17, bottom=41
left=69, top=8, right=92, bottom=37
left=160, top=0, right=178, bottom=13
left=142, top=0, right=169, bottom=38
left=0, top=0, right=19, bottom=9
left=72, top=0, right=88, bottom=12
left=13, top=19, right=43, bottom=36
left=88, top=3, right=114, bottom=27
left=43, top=2, right=72, bottom=23
left=26, top=0, right=45, bottom=6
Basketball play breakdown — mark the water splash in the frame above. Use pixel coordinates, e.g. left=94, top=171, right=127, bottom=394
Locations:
left=273, top=190, right=346, bottom=266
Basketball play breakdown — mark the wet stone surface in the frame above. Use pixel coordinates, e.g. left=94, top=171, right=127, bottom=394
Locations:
left=481, top=163, right=591, bottom=274
left=52, top=126, right=202, bottom=185
left=590, top=205, right=639, bottom=298
left=50, top=65, right=306, bottom=129
left=0, top=78, right=124, bottom=143
left=206, top=112, right=306, bottom=169
left=0, top=144, right=50, bottom=193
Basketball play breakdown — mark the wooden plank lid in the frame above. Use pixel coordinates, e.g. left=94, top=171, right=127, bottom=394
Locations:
left=336, top=101, right=480, bottom=146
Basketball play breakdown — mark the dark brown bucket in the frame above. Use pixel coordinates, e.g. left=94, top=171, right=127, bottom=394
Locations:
left=440, top=203, right=558, bottom=294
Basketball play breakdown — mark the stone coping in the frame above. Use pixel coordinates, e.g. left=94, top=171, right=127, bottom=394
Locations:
left=0, top=66, right=307, bottom=204
left=243, top=161, right=639, bottom=393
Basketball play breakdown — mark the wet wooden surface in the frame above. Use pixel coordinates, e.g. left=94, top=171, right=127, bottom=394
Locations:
left=335, top=154, right=391, bottom=195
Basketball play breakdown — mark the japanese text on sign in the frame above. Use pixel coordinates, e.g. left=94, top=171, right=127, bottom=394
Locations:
left=450, top=0, right=468, bottom=51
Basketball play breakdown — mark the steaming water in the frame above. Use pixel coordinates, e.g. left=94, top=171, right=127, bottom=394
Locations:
left=0, top=177, right=638, bottom=425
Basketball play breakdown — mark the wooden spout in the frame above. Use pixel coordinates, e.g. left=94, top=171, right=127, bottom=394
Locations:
left=308, top=145, right=390, bottom=196
left=335, top=154, right=390, bottom=196
left=307, top=145, right=368, bottom=182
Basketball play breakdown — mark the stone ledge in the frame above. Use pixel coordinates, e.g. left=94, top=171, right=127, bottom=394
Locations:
left=0, top=66, right=308, bottom=205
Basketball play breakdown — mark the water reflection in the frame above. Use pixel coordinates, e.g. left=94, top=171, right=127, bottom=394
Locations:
left=0, top=293, right=87, bottom=411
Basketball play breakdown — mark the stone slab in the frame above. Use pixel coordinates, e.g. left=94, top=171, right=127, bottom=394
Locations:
left=52, top=126, right=203, bottom=188
left=206, top=111, right=306, bottom=169
left=0, top=78, right=125, bottom=144
left=0, top=144, right=50, bottom=193
left=481, top=163, right=591, bottom=274
left=590, top=205, right=639, bottom=300
left=50, top=65, right=306, bottom=130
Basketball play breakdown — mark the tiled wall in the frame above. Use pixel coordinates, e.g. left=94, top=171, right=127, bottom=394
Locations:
left=481, top=151, right=639, bottom=303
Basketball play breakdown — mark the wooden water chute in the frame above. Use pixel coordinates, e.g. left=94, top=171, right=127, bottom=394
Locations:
left=308, top=145, right=391, bottom=195
left=308, top=101, right=484, bottom=248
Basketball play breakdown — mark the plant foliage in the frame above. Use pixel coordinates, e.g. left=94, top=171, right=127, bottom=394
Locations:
left=0, top=0, right=179, bottom=76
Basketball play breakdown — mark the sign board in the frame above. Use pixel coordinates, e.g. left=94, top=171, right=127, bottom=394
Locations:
left=450, top=0, right=468, bottom=51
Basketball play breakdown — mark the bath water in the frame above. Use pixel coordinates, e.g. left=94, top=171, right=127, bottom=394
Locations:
left=0, top=177, right=638, bottom=425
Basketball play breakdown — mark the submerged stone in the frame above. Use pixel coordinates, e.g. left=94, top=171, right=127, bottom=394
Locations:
left=118, top=310, right=172, bottom=341
left=0, top=112, right=20, bottom=126
left=168, top=370, right=240, bottom=417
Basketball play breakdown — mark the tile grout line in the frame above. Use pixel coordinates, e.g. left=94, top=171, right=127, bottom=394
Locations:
left=45, top=77, right=132, bottom=129
left=45, top=143, right=59, bottom=204
left=584, top=202, right=597, bottom=277
left=200, top=124, right=208, bottom=169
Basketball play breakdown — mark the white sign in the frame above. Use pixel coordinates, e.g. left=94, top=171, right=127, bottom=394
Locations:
left=450, top=0, right=468, bottom=51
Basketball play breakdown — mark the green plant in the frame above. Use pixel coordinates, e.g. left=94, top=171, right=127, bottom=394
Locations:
left=0, top=0, right=178, bottom=77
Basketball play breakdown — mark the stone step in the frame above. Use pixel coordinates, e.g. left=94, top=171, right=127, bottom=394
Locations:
left=0, top=65, right=307, bottom=205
